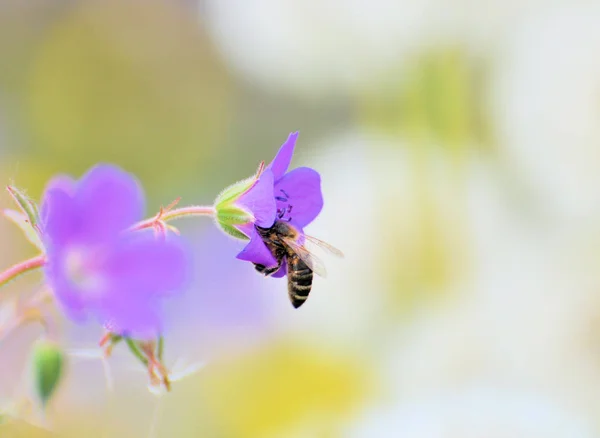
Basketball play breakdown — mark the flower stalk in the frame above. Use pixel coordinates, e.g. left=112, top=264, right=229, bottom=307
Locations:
left=0, top=255, right=46, bottom=288
left=125, top=337, right=171, bottom=390
left=130, top=204, right=215, bottom=232
left=125, top=337, right=149, bottom=367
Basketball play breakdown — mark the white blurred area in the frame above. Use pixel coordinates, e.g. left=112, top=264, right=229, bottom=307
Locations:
left=203, top=0, right=554, bottom=97
left=200, top=1, right=600, bottom=436
left=493, top=3, right=600, bottom=222
left=347, top=386, right=595, bottom=438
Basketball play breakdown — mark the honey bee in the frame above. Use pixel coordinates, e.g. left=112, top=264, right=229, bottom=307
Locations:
left=254, top=220, right=343, bottom=308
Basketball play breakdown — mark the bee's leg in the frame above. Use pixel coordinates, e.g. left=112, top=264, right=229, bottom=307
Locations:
left=254, top=263, right=278, bottom=276
left=254, top=250, right=285, bottom=276
left=257, top=257, right=284, bottom=276
left=262, top=265, right=281, bottom=276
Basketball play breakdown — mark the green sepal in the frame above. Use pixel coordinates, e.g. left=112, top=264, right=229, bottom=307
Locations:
left=6, top=186, right=40, bottom=230
left=214, top=180, right=256, bottom=241
left=110, top=333, right=123, bottom=343
left=218, top=222, right=249, bottom=241
left=214, top=176, right=256, bottom=209
left=31, top=340, right=65, bottom=407
left=215, top=204, right=254, bottom=240
left=215, top=205, right=253, bottom=240
left=214, top=165, right=264, bottom=241
left=216, top=205, right=254, bottom=225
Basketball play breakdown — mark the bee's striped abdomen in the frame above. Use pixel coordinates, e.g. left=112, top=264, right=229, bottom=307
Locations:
left=287, top=254, right=313, bottom=308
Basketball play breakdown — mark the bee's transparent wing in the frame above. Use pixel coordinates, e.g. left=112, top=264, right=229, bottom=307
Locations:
left=280, top=236, right=328, bottom=278
left=302, top=235, right=344, bottom=258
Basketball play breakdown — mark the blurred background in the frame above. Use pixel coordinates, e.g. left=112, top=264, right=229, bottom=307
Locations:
left=1, top=0, right=600, bottom=436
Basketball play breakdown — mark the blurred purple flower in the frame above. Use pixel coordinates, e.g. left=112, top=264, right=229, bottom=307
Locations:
left=235, top=132, right=323, bottom=276
left=41, top=164, right=190, bottom=339
left=163, top=226, right=285, bottom=358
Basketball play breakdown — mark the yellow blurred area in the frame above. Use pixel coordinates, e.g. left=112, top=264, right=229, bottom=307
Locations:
left=197, top=342, right=371, bottom=438
left=178, top=340, right=372, bottom=437
left=0, top=421, right=54, bottom=438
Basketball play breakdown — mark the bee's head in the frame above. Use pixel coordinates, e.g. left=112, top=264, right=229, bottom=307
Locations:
left=272, top=220, right=298, bottom=237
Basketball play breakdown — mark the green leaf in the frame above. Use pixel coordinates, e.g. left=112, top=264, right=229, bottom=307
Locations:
left=31, top=340, right=65, bottom=407
left=6, top=186, right=41, bottom=229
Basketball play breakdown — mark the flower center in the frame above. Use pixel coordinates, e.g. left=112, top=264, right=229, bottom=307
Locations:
left=64, top=246, right=106, bottom=294
left=274, top=189, right=293, bottom=222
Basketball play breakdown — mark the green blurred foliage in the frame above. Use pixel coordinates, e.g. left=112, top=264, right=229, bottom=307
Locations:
left=359, top=47, right=493, bottom=157
left=371, top=158, right=471, bottom=318
left=356, top=48, right=484, bottom=318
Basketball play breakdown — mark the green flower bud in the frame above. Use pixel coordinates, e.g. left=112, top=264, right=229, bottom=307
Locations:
left=213, top=175, right=257, bottom=241
left=31, top=340, right=65, bottom=407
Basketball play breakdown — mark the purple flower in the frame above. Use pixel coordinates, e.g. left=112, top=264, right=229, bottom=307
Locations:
left=162, top=227, right=285, bottom=359
left=41, top=164, right=190, bottom=339
left=233, top=132, right=323, bottom=276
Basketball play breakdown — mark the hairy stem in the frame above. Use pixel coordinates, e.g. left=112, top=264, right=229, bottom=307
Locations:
left=0, top=254, right=46, bottom=288
left=130, top=206, right=215, bottom=232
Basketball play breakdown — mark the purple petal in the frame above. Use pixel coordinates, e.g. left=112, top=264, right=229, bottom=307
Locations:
left=274, top=167, right=323, bottom=228
left=40, top=174, right=76, bottom=223
left=75, top=164, right=145, bottom=244
left=235, top=222, right=255, bottom=240
left=236, top=226, right=278, bottom=268
left=267, top=132, right=299, bottom=180
left=42, top=174, right=76, bottom=196
left=235, top=169, right=276, bottom=228
left=106, top=234, right=191, bottom=297
left=42, top=188, right=79, bottom=246
left=44, top=254, right=88, bottom=322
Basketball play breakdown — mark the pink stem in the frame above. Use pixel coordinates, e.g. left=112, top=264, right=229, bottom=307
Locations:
left=0, top=254, right=46, bottom=288
left=130, top=205, right=215, bottom=232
